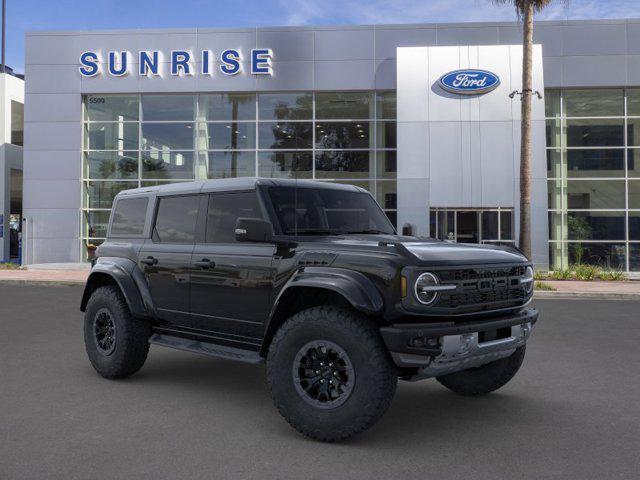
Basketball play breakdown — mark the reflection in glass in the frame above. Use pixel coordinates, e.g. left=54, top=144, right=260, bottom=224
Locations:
left=258, top=152, right=312, bottom=178
left=377, top=151, right=397, bottom=179
left=627, top=88, right=640, bottom=116
left=142, top=94, right=195, bottom=121
left=198, top=93, right=255, bottom=121
left=315, top=122, right=371, bottom=149
left=629, top=149, right=640, bottom=178
left=566, top=149, right=624, bottom=177
left=258, top=122, right=313, bottom=149
left=376, top=122, right=397, bottom=149
left=544, top=89, right=560, bottom=118
left=500, top=211, right=513, bottom=240
left=85, top=95, right=139, bottom=122
left=628, top=213, right=640, bottom=240
left=315, top=92, right=373, bottom=119
left=85, top=123, right=139, bottom=150
left=84, top=239, right=104, bottom=261
left=567, top=211, right=625, bottom=240
left=200, top=151, right=256, bottom=178
left=566, top=180, right=625, bottom=209
left=83, top=210, right=111, bottom=238
left=258, top=93, right=312, bottom=120
left=481, top=211, right=499, bottom=240
left=142, top=150, right=195, bottom=179
left=566, top=119, right=624, bottom=147
left=198, top=122, right=256, bottom=150
left=548, top=212, right=565, bottom=242
left=629, top=180, right=640, bottom=209
left=315, top=151, right=372, bottom=179
left=627, top=118, right=640, bottom=147
left=547, top=149, right=562, bottom=178
left=84, top=181, right=138, bottom=209
left=630, top=244, right=640, bottom=271
left=376, top=91, right=396, bottom=119
left=376, top=181, right=397, bottom=210
left=548, top=179, right=565, bottom=210
left=563, top=89, right=623, bottom=117
left=84, top=151, right=139, bottom=179
left=546, top=119, right=562, bottom=148
left=142, top=123, right=195, bottom=150
left=568, top=243, right=626, bottom=269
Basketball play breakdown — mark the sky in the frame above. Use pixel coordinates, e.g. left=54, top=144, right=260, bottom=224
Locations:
left=5, top=0, right=640, bottom=73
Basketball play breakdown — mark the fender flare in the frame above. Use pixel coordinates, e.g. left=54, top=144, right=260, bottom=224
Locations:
left=80, top=257, right=154, bottom=319
left=260, top=267, right=384, bottom=355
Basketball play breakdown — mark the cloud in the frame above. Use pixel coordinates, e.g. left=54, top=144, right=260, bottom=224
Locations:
left=278, top=0, right=640, bottom=26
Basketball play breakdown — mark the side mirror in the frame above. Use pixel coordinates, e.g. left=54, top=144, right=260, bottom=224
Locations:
left=235, top=217, right=274, bottom=243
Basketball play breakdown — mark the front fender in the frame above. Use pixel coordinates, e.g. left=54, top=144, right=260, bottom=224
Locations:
left=80, top=257, right=154, bottom=319
left=275, top=266, right=384, bottom=315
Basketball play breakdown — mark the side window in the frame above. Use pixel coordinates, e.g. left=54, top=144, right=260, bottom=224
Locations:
left=205, top=192, right=263, bottom=243
left=154, top=195, right=199, bottom=243
left=110, top=197, right=149, bottom=236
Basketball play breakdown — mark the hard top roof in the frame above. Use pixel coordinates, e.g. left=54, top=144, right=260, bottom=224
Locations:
left=115, top=178, right=368, bottom=198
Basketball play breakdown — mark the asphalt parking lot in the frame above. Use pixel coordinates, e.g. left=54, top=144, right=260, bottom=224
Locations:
left=1, top=285, right=639, bottom=480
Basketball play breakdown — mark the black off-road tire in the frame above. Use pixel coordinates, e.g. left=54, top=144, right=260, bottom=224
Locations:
left=266, top=306, right=397, bottom=442
left=436, top=345, right=526, bottom=396
left=84, top=285, right=151, bottom=379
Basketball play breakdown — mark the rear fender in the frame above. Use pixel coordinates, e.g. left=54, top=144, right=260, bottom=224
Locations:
left=80, top=257, right=155, bottom=319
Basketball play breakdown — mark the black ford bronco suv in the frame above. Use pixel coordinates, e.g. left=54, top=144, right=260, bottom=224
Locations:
left=81, top=178, right=537, bottom=441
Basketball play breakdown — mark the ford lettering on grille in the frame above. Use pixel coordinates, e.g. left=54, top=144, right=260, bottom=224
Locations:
left=438, top=69, right=500, bottom=95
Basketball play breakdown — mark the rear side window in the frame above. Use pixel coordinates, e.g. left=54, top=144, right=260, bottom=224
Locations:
left=205, top=192, right=262, bottom=243
left=110, top=197, right=149, bottom=236
left=154, top=195, right=200, bottom=243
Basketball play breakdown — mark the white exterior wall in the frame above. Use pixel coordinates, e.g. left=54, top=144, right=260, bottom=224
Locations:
left=397, top=45, right=548, bottom=268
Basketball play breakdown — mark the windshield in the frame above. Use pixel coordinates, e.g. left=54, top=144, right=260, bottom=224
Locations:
left=266, top=186, right=396, bottom=236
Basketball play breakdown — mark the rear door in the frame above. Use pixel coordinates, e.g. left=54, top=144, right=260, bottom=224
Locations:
left=138, top=194, right=201, bottom=325
left=188, top=191, right=276, bottom=342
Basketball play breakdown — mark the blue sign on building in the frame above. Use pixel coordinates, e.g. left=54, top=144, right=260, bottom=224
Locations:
left=438, top=69, right=500, bottom=95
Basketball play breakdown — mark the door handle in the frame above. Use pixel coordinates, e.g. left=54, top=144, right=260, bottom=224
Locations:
left=194, top=258, right=215, bottom=269
left=141, top=256, right=158, bottom=266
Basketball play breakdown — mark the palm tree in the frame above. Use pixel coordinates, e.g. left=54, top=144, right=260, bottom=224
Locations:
left=494, top=0, right=553, bottom=260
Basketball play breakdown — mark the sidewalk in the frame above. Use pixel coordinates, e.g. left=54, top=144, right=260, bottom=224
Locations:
left=0, top=267, right=639, bottom=299
left=0, top=267, right=89, bottom=285
left=535, top=280, right=640, bottom=300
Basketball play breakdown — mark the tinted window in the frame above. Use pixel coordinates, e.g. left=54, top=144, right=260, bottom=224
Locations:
left=110, top=197, right=149, bottom=236
left=206, top=192, right=263, bottom=243
left=267, top=186, right=395, bottom=235
left=154, top=195, right=199, bottom=243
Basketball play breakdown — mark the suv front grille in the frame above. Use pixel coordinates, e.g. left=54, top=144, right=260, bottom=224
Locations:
left=433, top=266, right=529, bottom=312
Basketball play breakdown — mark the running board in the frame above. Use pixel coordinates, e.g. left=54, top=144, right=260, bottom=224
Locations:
left=149, top=333, right=264, bottom=364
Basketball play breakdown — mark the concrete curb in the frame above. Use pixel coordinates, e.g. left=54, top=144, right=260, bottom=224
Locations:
left=534, top=291, right=640, bottom=301
left=0, top=279, right=84, bottom=287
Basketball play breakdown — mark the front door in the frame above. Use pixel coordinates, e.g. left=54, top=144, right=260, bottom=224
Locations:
left=189, top=191, right=275, bottom=344
left=138, top=194, right=200, bottom=325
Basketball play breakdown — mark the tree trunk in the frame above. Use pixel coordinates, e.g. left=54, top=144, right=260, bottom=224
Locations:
left=519, top=3, right=534, bottom=260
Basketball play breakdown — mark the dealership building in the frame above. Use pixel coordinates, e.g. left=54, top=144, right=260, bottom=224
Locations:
left=21, top=18, right=640, bottom=272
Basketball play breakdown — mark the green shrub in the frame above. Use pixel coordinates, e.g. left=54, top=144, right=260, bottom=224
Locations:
left=574, top=264, right=601, bottom=281
left=550, top=268, right=573, bottom=280
left=534, top=270, right=549, bottom=281
left=597, top=270, right=626, bottom=281
left=0, top=262, right=21, bottom=270
left=535, top=281, right=556, bottom=291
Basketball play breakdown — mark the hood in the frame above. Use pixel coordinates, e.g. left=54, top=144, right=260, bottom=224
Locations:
left=297, top=234, right=528, bottom=266
left=400, top=240, right=528, bottom=266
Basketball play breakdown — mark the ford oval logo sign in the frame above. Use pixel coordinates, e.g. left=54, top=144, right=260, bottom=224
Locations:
left=438, top=69, right=500, bottom=95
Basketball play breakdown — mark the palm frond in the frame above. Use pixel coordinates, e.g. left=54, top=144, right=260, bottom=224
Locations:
left=493, top=0, right=557, bottom=15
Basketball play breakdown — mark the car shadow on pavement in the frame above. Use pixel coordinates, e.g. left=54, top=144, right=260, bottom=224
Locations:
left=124, top=347, right=565, bottom=446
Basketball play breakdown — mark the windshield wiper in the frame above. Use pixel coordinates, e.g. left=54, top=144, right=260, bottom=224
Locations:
left=287, top=229, right=342, bottom=236
left=343, top=229, right=390, bottom=235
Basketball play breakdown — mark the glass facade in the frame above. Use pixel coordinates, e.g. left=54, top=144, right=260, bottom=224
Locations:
left=82, top=92, right=397, bottom=258
left=429, top=208, right=514, bottom=245
left=546, top=88, right=640, bottom=272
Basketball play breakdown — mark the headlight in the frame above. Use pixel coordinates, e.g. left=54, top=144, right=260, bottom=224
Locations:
left=414, top=272, right=440, bottom=305
left=522, top=266, right=534, bottom=294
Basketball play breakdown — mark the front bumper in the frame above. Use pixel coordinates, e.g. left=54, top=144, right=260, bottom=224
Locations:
left=380, top=308, right=538, bottom=380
